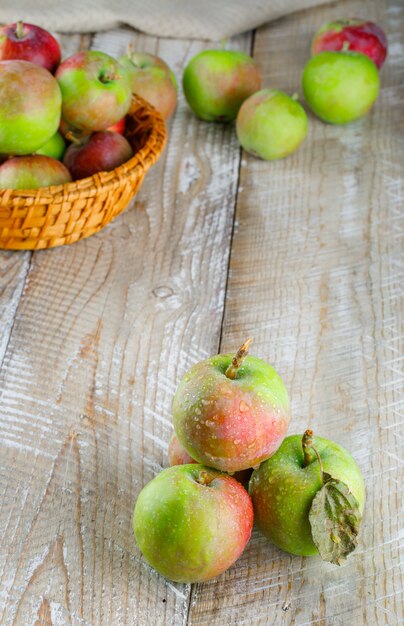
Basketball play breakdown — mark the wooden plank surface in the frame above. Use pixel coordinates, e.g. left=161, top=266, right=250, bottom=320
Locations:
left=0, top=0, right=403, bottom=624
left=0, top=27, right=251, bottom=625
left=187, top=0, right=404, bottom=624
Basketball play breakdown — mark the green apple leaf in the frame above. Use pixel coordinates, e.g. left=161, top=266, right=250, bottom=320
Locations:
left=309, top=473, right=362, bottom=566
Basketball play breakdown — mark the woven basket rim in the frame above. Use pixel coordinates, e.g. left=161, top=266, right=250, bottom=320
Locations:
left=0, top=94, right=166, bottom=204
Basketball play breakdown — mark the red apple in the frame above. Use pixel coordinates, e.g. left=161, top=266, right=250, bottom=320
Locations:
left=0, top=155, right=71, bottom=189
left=119, top=49, right=177, bottom=119
left=172, top=339, right=291, bottom=473
left=311, top=19, right=387, bottom=69
left=55, top=51, right=132, bottom=133
left=107, top=117, right=126, bottom=134
left=0, top=60, right=62, bottom=155
left=168, top=432, right=253, bottom=486
left=0, top=21, right=61, bottom=73
left=63, top=131, right=133, bottom=180
left=133, top=464, right=254, bottom=582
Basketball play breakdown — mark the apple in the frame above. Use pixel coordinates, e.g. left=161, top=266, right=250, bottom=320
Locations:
left=182, top=49, right=261, bottom=122
left=172, top=339, right=290, bottom=473
left=0, top=21, right=61, bottom=73
left=107, top=117, right=126, bottom=135
left=63, top=131, right=133, bottom=180
left=36, top=131, right=66, bottom=160
left=0, top=60, right=61, bottom=155
left=302, top=51, right=380, bottom=124
left=0, top=155, right=71, bottom=190
left=311, top=19, right=388, bottom=69
left=119, top=49, right=177, bottom=119
left=249, top=430, right=365, bottom=562
left=236, top=89, right=308, bottom=160
left=168, top=432, right=253, bottom=486
left=133, top=464, right=253, bottom=583
left=55, top=51, right=132, bottom=133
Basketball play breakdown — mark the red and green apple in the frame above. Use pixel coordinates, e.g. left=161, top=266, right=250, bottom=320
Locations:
left=172, top=339, right=290, bottom=473
left=0, top=21, right=61, bottom=73
left=55, top=50, right=132, bottom=133
left=0, top=60, right=61, bottom=155
left=133, top=464, right=253, bottom=583
left=0, top=155, right=71, bottom=189
left=182, top=49, right=261, bottom=122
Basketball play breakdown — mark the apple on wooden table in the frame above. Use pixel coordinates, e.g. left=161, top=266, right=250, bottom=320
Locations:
left=133, top=464, right=254, bottom=583
left=249, top=429, right=365, bottom=564
left=236, top=89, right=308, bottom=160
left=172, top=339, right=291, bottom=473
left=302, top=51, right=380, bottom=124
left=311, top=18, right=388, bottom=69
left=182, top=49, right=261, bottom=122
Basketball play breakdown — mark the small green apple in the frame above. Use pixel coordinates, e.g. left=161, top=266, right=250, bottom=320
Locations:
left=182, top=49, right=261, bottom=122
left=36, top=131, right=66, bottom=160
left=302, top=50, right=379, bottom=124
left=249, top=430, right=365, bottom=563
left=236, top=89, right=308, bottom=160
left=133, top=464, right=253, bottom=583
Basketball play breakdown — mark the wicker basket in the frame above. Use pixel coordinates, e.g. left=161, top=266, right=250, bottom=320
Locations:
left=0, top=95, right=166, bottom=250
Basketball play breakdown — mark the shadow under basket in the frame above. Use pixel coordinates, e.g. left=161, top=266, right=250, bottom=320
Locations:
left=0, top=95, right=167, bottom=251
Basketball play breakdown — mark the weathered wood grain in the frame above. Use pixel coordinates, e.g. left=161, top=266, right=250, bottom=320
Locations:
left=187, top=0, right=404, bottom=624
left=0, top=27, right=251, bottom=625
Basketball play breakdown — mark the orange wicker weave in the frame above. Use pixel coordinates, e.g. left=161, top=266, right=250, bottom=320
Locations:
left=0, top=95, right=166, bottom=250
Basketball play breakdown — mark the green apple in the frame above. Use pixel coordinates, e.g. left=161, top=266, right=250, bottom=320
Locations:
left=133, top=464, right=253, bottom=583
left=249, top=430, right=365, bottom=563
left=0, top=59, right=62, bottom=155
left=36, top=131, right=66, bottom=160
left=236, top=89, right=308, bottom=160
left=172, top=339, right=290, bottom=473
left=182, top=49, right=261, bottom=122
left=302, top=50, right=379, bottom=124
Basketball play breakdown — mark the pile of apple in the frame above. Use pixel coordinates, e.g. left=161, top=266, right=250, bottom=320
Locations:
left=181, top=18, right=387, bottom=160
left=0, top=21, right=177, bottom=190
left=134, top=339, right=365, bottom=583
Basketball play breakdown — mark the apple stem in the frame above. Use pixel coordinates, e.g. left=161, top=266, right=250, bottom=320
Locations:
left=302, top=429, right=325, bottom=482
left=291, top=92, right=299, bottom=101
left=225, top=338, right=252, bottom=379
left=342, top=41, right=350, bottom=52
left=220, top=38, right=228, bottom=50
left=15, top=21, right=25, bottom=39
left=65, top=131, right=82, bottom=145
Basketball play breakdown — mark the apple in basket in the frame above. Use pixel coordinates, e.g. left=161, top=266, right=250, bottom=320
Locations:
left=0, top=21, right=61, bottom=73
left=63, top=131, right=133, bottom=180
left=0, top=59, right=61, bottom=155
left=119, top=48, right=177, bottom=119
left=36, top=131, right=66, bottom=161
left=0, top=155, right=71, bottom=190
left=55, top=50, right=132, bottom=132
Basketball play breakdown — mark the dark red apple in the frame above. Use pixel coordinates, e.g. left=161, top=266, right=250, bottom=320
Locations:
left=311, top=19, right=387, bottom=69
left=63, top=131, right=133, bottom=180
left=0, top=155, right=71, bottom=189
left=0, top=21, right=61, bottom=73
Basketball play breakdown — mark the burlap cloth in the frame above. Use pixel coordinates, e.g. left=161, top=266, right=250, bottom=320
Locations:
left=1, top=1, right=334, bottom=38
